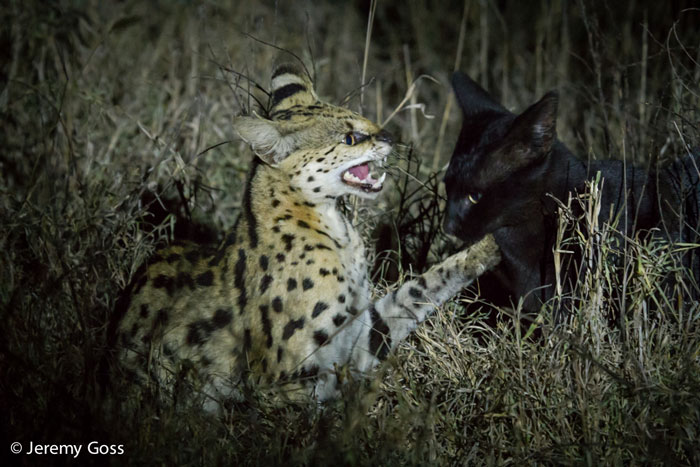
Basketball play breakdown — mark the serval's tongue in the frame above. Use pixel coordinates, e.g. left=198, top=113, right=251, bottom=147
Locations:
left=348, top=164, right=370, bottom=180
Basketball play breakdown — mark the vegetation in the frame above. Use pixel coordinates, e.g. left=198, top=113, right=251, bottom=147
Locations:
left=1, top=1, right=698, bottom=465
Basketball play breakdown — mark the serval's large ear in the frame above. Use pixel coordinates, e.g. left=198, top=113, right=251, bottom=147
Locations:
left=233, top=113, right=294, bottom=166
left=234, top=63, right=318, bottom=165
left=452, top=71, right=506, bottom=119
left=475, top=92, right=558, bottom=187
left=234, top=63, right=317, bottom=165
left=268, top=63, right=317, bottom=115
left=506, top=91, right=558, bottom=158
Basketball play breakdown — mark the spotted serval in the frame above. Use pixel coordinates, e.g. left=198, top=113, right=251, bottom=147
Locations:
left=110, top=63, right=500, bottom=411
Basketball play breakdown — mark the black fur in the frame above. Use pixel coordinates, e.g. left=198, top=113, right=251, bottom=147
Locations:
left=444, top=71, right=700, bottom=314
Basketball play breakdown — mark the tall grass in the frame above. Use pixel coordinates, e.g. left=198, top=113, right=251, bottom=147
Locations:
left=1, top=1, right=699, bottom=465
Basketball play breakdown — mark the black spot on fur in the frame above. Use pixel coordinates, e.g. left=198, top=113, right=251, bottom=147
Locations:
left=152, top=274, right=175, bottom=295
left=166, top=253, right=180, bottom=263
left=187, top=320, right=214, bottom=346
left=131, top=273, right=148, bottom=297
left=282, top=317, right=305, bottom=340
left=185, top=250, right=200, bottom=263
left=220, top=255, right=229, bottom=284
left=259, top=255, right=269, bottom=271
left=272, top=296, right=283, bottom=313
left=175, top=272, right=195, bottom=290
left=417, top=277, right=427, bottom=289
left=338, top=294, right=346, bottom=303
left=276, top=253, right=286, bottom=263
left=298, top=220, right=311, bottom=229
left=409, top=287, right=422, bottom=299
left=196, top=270, right=214, bottom=287
left=139, top=304, right=149, bottom=318
left=208, top=248, right=226, bottom=267
left=235, top=249, right=248, bottom=314
left=272, top=83, right=306, bottom=106
left=271, top=64, right=302, bottom=79
left=151, top=274, right=169, bottom=288
left=212, top=308, right=233, bottom=329
left=225, top=232, right=237, bottom=246
left=287, top=278, right=297, bottom=291
left=260, top=305, right=273, bottom=348
left=281, top=233, right=295, bottom=252
left=313, top=330, right=329, bottom=347
left=319, top=268, right=331, bottom=277
left=313, top=187, right=321, bottom=193
left=244, top=329, right=252, bottom=350
left=302, top=278, right=314, bottom=290
left=154, top=308, right=169, bottom=327
left=369, top=305, right=392, bottom=360
left=260, top=274, right=273, bottom=294
left=271, top=199, right=280, bottom=208
left=304, top=244, right=315, bottom=252
left=312, top=301, right=329, bottom=318
left=277, top=346, right=284, bottom=363
left=333, top=314, right=347, bottom=327
left=243, top=159, right=260, bottom=248
left=147, top=253, right=164, bottom=265
left=314, top=229, right=341, bottom=249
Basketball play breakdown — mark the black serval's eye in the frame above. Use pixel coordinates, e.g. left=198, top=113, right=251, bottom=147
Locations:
left=344, top=133, right=356, bottom=145
left=467, top=192, right=483, bottom=204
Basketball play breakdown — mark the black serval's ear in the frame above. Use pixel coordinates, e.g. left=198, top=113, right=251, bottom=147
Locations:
left=475, top=91, right=559, bottom=186
left=506, top=91, right=558, bottom=157
left=451, top=71, right=507, bottom=119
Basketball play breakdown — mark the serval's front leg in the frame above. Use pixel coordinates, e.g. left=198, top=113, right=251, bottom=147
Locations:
left=350, top=234, right=500, bottom=373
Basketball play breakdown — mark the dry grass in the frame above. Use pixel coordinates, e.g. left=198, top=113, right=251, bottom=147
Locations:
left=1, top=1, right=699, bottom=465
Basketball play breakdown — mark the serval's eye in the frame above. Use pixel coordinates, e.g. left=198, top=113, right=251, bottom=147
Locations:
left=343, top=133, right=356, bottom=145
left=468, top=192, right=483, bottom=204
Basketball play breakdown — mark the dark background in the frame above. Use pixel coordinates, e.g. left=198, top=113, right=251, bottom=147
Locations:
left=1, top=1, right=699, bottom=464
